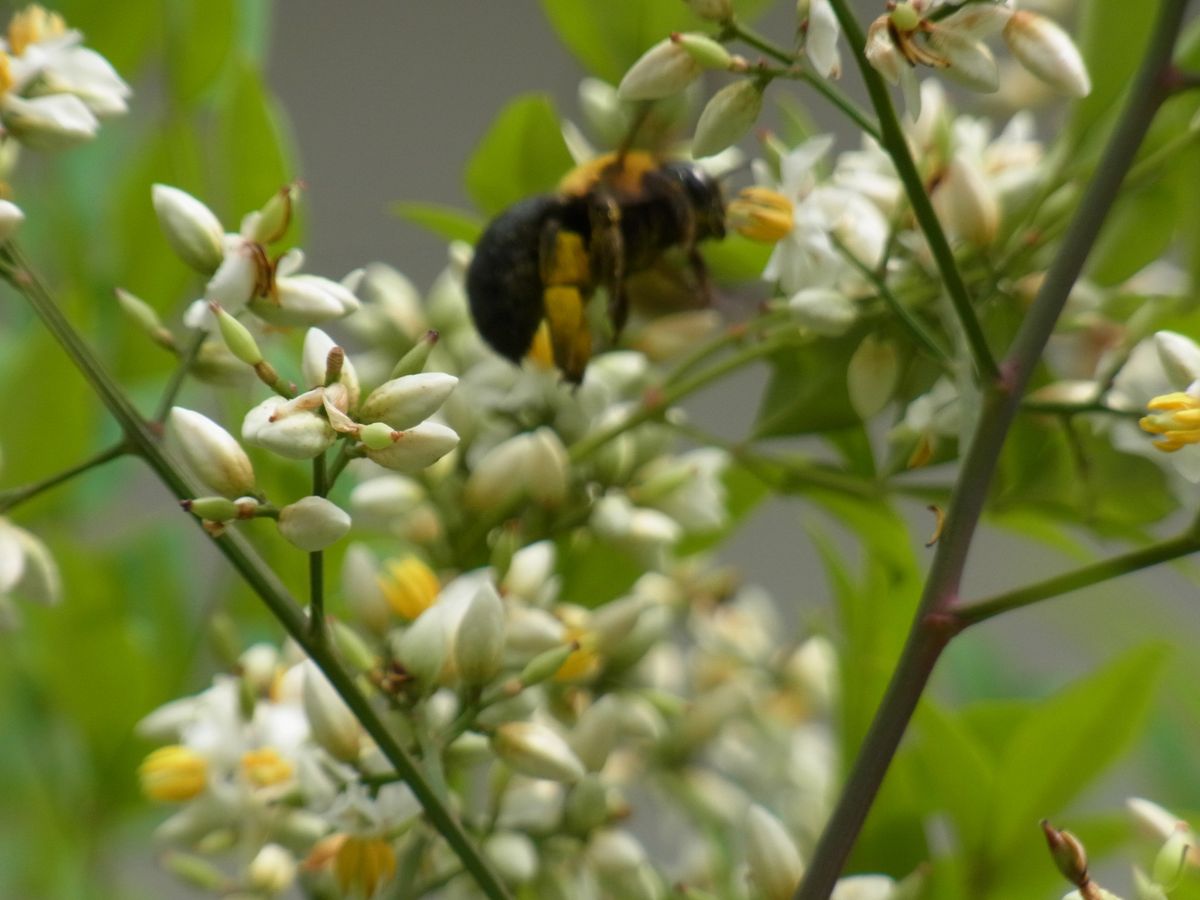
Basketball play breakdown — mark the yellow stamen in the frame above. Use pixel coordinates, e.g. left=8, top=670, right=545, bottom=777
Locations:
left=1141, top=391, right=1200, bottom=453
left=377, top=556, right=439, bottom=620
left=553, top=624, right=600, bottom=682
left=727, top=186, right=794, bottom=243
left=7, top=5, right=66, bottom=56
left=241, top=746, right=294, bottom=788
left=333, top=835, right=396, bottom=898
left=0, top=52, right=13, bottom=95
left=139, top=745, right=208, bottom=802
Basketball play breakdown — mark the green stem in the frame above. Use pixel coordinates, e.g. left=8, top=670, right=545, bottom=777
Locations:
left=955, top=532, right=1200, bottom=628
left=830, top=233, right=952, bottom=368
left=1020, top=399, right=1142, bottom=419
left=663, top=308, right=791, bottom=389
left=0, top=245, right=513, bottom=900
left=568, top=331, right=801, bottom=463
left=794, top=2, right=1189, bottom=897
left=826, top=0, right=999, bottom=383
left=721, top=18, right=881, bottom=141
left=310, top=452, right=328, bottom=641
left=0, top=441, right=129, bottom=514
left=154, top=329, right=205, bottom=422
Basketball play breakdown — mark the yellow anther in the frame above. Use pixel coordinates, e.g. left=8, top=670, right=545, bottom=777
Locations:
left=1141, top=391, right=1200, bottom=453
left=7, top=5, right=66, bottom=56
left=0, top=52, right=12, bottom=95
left=139, top=745, right=208, bottom=802
left=378, top=555, right=440, bottom=620
left=333, top=835, right=396, bottom=898
left=727, top=186, right=794, bottom=243
left=241, top=746, right=294, bottom=788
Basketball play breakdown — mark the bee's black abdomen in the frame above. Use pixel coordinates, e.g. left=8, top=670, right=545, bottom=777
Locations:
left=466, top=196, right=564, bottom=363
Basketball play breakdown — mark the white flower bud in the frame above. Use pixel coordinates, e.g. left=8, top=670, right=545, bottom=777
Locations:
left=569, top=695, right=624, bottom=772
left=464, top=429, right=568, bottom=511
left=787, top=288, right=858, bottom=336
left=692, top=79, right=763, bottom=158
left=393, top=603, right=453, bottom=686
left=784, top=635, right=839, bottom=715
left=746, top=804, right=805, bottom=900
left=301, top=661, right=361, bottom=762
left=1155, top=332, right=1200, bottom=387
left=847, top=334, right=900, bottom=420
left=933, top=155, right=999, bottom=247
left=277, top=496, right=351, bottom=551
left=302, top=328, right=360, bottom=407
left=492, top=721, right=586, bottom=783
left=248, top=843, right=297, bottom=897
left=341, top=544, right=392, bottom=634
left=2, top=93, right=98, bottom=149
left=1152, top=823, right=1194, bottom=888
left=0, top=200, right=23, bottom=244
left=618, top=38, right=702, bottom=101
left=830, top=875, right=898, bottom=900
left=805, top=0, right=842, bottom=79
left=0, top=519, right=61, bottom=605
left=1004, top=11, right=1091, bottom=98
left=151, top=185, right=226, bottom=275
left=363, top=421, right=460, bottom=472
left=454, top=580, right=507, bottom=686
left=865, top=17, right=906, bottom=85
left=485, top=831, right=539, bottom=886
left=687, top=0, right=732, bottom=21
left=166, top=407, right=257, bottom=498
left=205, top=239, right=261, bottom=315
left=928, top=28, right=998, bottom=93
left=588, top=830, right=661, bottom=900
left=579, top=78, right=629, bottom=147
left=359, top=372, right=458, bottom=431
left=502, top=540, right=557, bottom=605
left=242, top=393, right=336, bottom=460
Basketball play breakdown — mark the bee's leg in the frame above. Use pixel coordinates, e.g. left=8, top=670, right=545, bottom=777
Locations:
left=587, top=190, right=629, bottom=338
left=642, top=169, right=714, bottom=307
left=538, top=220, right=593, bottom=382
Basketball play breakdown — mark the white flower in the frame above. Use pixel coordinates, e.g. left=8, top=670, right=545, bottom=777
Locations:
left=1113, top=332, right=1200, bottom=483
left=0, top=517, right=61, bottom=621
left=250, top=249, right=360, bottom=327
left=804, top=0, right=842, bottom=79
left=632, top=448, right=729, bottom=533
left=1, top=92, right=97, bottom=148
left=242, top=391, right=337, bottom=460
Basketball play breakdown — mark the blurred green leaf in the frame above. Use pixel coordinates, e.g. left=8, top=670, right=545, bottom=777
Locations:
left=392, top=201, right=485, bottom=245
left=217, top=58, right=297, bottom=220
left=1088, top=180, right=1178, bottom=286
left=165, top=0, right=237, bottom=105
left=986, top=643, right=1169, bottom=859
left=464, top=93, right=574, bottom=216
left=754, top=334, right=863, bottom=438
left=1068, top=0, right=1157, bottom=148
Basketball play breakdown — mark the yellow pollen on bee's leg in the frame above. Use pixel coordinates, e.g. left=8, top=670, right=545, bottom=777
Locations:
left=544, top=231, right=591, bottom=286
left=527, top=321, right=556, bottom=371
left=543, top=284, right=589, bottom=379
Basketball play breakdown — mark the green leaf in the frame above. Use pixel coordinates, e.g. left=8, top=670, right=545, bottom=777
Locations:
left=166, top=0, right=237, bottom=105
left=986, top=643, right=1169, bottom=859
left=392, top=201, right=485, bottom=245
left=754, top=334, right=863, bottom=438
left=1068, top=0, right=1157, bottom=148
left=464, top=94, right=574, bottom=216
left=1088, top=180, right=1178, bottom=286
left=217, top=58, right=296, bottom=220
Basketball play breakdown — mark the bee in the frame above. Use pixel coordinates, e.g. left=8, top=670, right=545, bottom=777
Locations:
left=466, top=150, right=727, bottom=383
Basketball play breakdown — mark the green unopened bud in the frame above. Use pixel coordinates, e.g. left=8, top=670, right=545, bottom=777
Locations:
left=618, top=37, right=702, bottom=101
left=359, top=422, right=397, bottom=451
left=330, top=620, right=377, bottom=674
left=492, top=721, right=585, bottom=783
left=212, top=303, right=263, bottom=365
left=692, top=79, right=763, bottom=158
left=889, top=2, right=921, bottom=31
left=455, top=581, right=507, bottom=686
left=164, top=851, right=230, bottom=891
left=747, top=804, right=805, bottom=900
left=152, top=184, right=225, bottom=275
left=277, top=496, right=351, bottom=551
left=390, top=329, right=439, bottom=378
left=183, top=496, right=239, bottom=522
left=518, top=642, right=577, bottom=688
left=166, top=407, right=257, bottom=498
left=1041, top=820, right=1089, bottom=886
left=564, top=772, right=610, bottom=834
left=1152, top=824, right=1193, bottom=889
left=360, top=372, right=458, bottom=431
left=686, top=0, right=733, bottom=22
left=1134, top=868, right=1169, bottom=900
left=672, top=32, right=734, bottom=70
left=115, top=288, right=175, bottom=351
left=248, top=181, right=302, bottom=245
left=569, top=695, right=624, bottom=772
left=302, top=328, right=359, bottom=406
left=847, top=334, right=900, bottom=420
left=591, top=595, right=649, bottom=653
left=301, top=661, right=361, bottom=762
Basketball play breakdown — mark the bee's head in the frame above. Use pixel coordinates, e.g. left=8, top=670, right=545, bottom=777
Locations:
left=662, top=162, right=726, bottom=241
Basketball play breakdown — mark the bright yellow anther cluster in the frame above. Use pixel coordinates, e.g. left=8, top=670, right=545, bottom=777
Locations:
left=378, top=555, right=440, bottom=620
left=1140, top=391, right=1200, bottom=452
left=333, top=835, right=397, bottom=898
left=727, top=186, right=794, bottom=243
left=139, top=745, right=208, bottom=802
left=241, top=746, right=294, bottom=788
left=8, top=5, right=66, bottom=56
